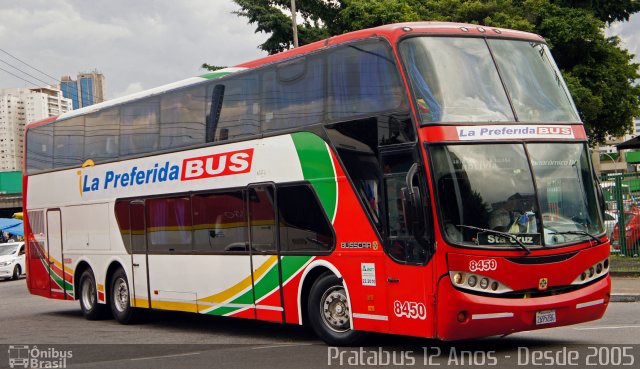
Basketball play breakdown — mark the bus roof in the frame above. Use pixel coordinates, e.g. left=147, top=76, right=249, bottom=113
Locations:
left=26, top=21, right=543, bottom=130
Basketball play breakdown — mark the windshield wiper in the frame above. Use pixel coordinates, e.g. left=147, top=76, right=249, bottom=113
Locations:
left=549, top=230, right=602, bottom=245
left=457, top=225, right=531, bottom=255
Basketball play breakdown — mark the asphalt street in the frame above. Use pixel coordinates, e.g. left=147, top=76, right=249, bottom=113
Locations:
left=1, top=277, right=639, bottom=369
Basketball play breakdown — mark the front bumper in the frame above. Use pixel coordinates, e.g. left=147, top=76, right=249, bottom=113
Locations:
left=0, top=265, right=14, bottom=278
left=436, top=274, right=611, bottom=340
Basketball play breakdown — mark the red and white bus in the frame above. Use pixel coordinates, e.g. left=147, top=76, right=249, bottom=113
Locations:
left=24, top=22, right=610, bottom=345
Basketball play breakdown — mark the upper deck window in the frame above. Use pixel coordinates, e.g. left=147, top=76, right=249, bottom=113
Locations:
left=400, top=37, right=514, bottom=123
left=399, top=37, right=580, bottom=124
left=488, top=40, right=579, bottom=122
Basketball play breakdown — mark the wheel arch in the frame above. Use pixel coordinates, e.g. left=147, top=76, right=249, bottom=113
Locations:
left=104, top=261, right=126, bottom=306
left=73, top=260, right=93, bottom=300
left=297, top=259, right=350, bottom=327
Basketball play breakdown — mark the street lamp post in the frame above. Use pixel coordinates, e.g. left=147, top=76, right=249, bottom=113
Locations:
left=291, top=0, right=299, bottom=48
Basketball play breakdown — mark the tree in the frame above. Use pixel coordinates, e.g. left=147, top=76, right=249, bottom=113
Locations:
left=231, top=0, right=640, bottom=143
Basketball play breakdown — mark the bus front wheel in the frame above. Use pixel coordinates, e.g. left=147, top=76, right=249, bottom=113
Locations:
left=109, top=268, right=140, bottom=324
left=307, top=273, right=365, bottom=346
left=79, top=269, right=108, bottom=320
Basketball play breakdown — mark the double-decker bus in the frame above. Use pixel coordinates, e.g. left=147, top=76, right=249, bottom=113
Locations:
left=24, top=22, right=610, bottom=345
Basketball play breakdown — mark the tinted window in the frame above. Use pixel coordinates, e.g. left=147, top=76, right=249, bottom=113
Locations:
left=146, top=196, right=192, bottom=251
left=121, top=98, right=160, bottom=156
left=192, top=191, right=248, bottom=252
left=248, top=186, right=276, bottom=252
left=26, top=124, right=54, bottom=173
left=85, top=108, right=120, bottom=162
left=262, top=56, right=324, bottom=131
left=328, top=41, right=405, bottom=120
left=208, top=74, right=260, bottom=141
left=278, top=185, right=333, bottom=252
left=114, top=200, right=132, bottom=253
left=53, top=117, right=84, bottom=168
left=160, top=86, right=207, bottom=149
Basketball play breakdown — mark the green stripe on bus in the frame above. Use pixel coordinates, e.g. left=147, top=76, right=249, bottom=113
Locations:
left=206, top=256, right=312, bottom=316
left=198, top=71, right=234, bottom=80
left=291, top=132, right=337, bottom=222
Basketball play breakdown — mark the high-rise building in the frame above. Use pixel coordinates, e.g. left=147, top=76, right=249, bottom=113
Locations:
left=0, top=87, right=71, bottom=171
left=60, top=70, right=105, bottom=110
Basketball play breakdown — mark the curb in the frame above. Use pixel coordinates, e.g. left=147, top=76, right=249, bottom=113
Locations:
left=611, top=294, right=640, bottom=302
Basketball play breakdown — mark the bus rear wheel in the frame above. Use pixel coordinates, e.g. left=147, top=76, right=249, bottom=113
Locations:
left=307, top=273, right=365, bottom=346
left=79, top=269, right=108, bottom=320
left=109, top=268, right=140, bottom=324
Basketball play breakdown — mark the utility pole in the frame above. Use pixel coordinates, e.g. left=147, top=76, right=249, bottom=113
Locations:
left=291, top=0, right=299, bottom=47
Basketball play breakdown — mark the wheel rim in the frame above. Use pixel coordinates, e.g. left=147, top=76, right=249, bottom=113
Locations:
left=81, top=278, right=95, bottom=310
left=320, top=285, right=351, bottom=333
left=113, top=277, right=129, bottom=313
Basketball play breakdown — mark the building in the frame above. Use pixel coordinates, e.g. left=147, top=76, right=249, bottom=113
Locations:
left=60, top=70, right=105, bottom=110
left=0, top=87, right=71, bottom=171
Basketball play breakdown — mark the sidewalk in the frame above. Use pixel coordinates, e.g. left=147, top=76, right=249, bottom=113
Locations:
left=611, top=276, right=640, bottom=302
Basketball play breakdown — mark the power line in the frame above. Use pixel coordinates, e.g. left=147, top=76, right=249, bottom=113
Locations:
left=0, top=58, right=55, bottom=87
left=0, top=48, right=60, bottom=84
left=0, top=48, right=106, bottom=104
left=0, top=65, right=41, bottom=87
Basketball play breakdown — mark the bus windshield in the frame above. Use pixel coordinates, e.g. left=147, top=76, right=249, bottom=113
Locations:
left=431, top=143, right=603, bottom=248
left=399, top=37, right=580, bottom=124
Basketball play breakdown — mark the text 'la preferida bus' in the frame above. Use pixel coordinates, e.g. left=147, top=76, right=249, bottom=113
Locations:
left=24, top=22, right=609, bottom=345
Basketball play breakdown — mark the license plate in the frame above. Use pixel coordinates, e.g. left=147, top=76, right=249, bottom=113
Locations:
left=535, top=309, right=556, bottom=325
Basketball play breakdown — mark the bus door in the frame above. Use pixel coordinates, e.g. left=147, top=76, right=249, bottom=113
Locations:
left=382, top=156, right=435, bottom=337
left=129, top=201, right=151, bottom=308
left=46, top=209, right=66, bottom=298
left=248, top=184, right=284, bottom=322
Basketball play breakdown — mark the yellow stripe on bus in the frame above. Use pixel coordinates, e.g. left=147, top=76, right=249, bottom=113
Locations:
left=197, top=255, right=277, bottom=304
left=151, top=300, right=199, bottom=313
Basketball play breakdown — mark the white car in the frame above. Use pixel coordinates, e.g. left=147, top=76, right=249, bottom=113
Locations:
left=0, top=242, right=25, bottom=280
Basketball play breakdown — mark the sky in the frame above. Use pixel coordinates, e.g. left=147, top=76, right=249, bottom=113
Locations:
left=0, top=1, right=638, bottom=100
left=0, top=0, right=268, bottom=99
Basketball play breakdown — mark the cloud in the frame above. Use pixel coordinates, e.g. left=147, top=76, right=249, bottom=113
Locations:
left=0, top=0, right=268, bottom=98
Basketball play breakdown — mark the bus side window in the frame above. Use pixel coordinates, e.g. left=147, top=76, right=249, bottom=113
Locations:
left=207, top=74, right=260, bottom=142
left=26, top=124, right=54, bottom=173
left=277, top=185, right=334, bottom=253
left=146, top=196, right=192, bottom=252
left=120, top=97, right=160, bottom=157
left=248, top=186, right=277, bottom=253
left=261, top=56, right=324, bottom=132
left=85, top=108, right=120, bottom=163
left=53, top=117, right=84, bottom=168
left=160, top=86, right=207, bottom=149
left=192, top=191, right=248, bottom=253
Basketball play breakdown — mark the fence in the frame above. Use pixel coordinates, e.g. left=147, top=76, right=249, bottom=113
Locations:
left=600, top=172, right=640, bottom=273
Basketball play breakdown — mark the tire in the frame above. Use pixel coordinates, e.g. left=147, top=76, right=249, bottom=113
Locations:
left=79, top=269, right=109, bottom=320
left=307, top=273, right=366, bottom=346
left=12, top=265, right=21, bottom=280
left=109, top=268, right=140, bottom=324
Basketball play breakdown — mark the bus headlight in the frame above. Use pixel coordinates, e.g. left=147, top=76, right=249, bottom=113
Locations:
left=572, top=258, right=609, bottom=285
left=449, top=271, right=512, bottom=294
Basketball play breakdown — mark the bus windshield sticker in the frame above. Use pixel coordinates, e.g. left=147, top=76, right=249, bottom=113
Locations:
left=361, top=263, right=376, bottom=286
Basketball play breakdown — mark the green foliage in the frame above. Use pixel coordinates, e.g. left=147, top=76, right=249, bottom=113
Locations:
left=231, top=0, right=640, bottom=144
left=201, top=63, right=227, bottom=72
